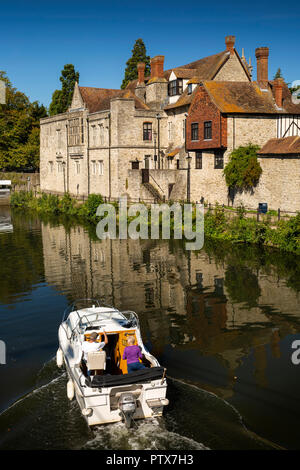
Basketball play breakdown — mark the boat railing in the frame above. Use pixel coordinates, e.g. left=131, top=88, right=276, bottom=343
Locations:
left=121, top=311, right=140, bottom=329
left=62, top=298, right=116, bottom=322
left=61, top=299, right=137, bottom=340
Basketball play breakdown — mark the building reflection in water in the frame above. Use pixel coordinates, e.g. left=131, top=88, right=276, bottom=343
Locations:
left=41, top=222, right=300, bottom=396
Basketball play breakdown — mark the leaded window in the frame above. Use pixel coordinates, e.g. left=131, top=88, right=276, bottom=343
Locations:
left=168, top=79, right=183, bottom=96
left=204, top=121, right=212, bottom=140
left=195, top=152, right=202, bottom=169
left=191, top=123, right=199, bottom=141
left=214, top=150, right=224, bottom=169
left=143, top=122, right=152, bottom=141
left=68, top=118, right=84, bottom=146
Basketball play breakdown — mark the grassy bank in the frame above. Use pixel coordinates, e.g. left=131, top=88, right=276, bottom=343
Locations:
left=204, top=204, right=300, bottom=255
left=10, top=191, right=104, bottom=222
left=10, top=191, right=300, bottom=255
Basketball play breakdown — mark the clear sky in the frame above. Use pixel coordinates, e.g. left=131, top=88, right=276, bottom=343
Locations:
left=1, top=0, right=300, bottom=107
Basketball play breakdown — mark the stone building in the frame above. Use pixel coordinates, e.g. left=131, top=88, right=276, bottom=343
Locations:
left=40, top=36, right=300, bottom=211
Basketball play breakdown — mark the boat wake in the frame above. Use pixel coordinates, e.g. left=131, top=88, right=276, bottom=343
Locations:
left=0, top=359, right=281, bottom=450
left=84, top=418, right=208, bottom=450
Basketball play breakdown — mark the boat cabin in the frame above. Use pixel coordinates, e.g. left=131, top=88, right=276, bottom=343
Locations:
left=82, top=329, right=154, bottom=376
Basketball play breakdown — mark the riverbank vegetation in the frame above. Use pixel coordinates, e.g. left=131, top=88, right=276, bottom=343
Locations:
left=10, top=191, right=300, bottom=255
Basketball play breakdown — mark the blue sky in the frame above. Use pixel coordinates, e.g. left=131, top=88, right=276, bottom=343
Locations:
left=1, top=0, right=300, bottom=107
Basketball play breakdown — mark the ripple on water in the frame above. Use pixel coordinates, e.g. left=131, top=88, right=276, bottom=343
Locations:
left=0, top=360, right=280, bottom=450
left=84, top=419, right=208, bottom=451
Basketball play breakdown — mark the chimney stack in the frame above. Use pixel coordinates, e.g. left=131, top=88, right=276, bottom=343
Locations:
left=137, top=62, right=145, bottom=83
left=225, top=36, right=235, bottom=55
left=255, top=47, right=269, bottom=88
left=273, top=77, right=284, bottom=108
left=150, top=55, right=165, bottom=79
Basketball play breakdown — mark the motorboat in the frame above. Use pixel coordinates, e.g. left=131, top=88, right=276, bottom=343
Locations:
left=57, top=299, right=168, bottom=427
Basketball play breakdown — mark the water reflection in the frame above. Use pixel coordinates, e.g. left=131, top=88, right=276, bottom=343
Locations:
left=1, top=209, right=300, bottom=448
left=0, top=207, right=13, bottom=233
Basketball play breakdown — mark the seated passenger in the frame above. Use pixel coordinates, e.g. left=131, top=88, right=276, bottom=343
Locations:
left=123, top=336, right=145, bottom=374
left=82, top=330, right=108, bottom=376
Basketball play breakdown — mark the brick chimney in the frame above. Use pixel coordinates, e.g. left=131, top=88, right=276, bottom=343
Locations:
left=273, top=77, right=284, bottom=108
left=150, top=55, right=165, bottom=79
left=137, top=62, right=145, bottom=83
left=225, top=36, right=235, bottom=55
left=255, top=47, right=269, bottom=88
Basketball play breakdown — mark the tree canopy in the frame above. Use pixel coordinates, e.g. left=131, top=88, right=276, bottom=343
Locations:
left=223, top=144, right=262, bottom=193
left=274, top=68, right=283, bottom=79
left=121, top=39, right=151, bottom=90
left=49, top=64, right=79, bottom=116
left=0, top=71, right=47, bottom=171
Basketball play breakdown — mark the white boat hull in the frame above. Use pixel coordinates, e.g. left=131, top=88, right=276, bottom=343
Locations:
left=58, top=302, right=168, bottom=427
left=65, top=359, right=167, bottom=426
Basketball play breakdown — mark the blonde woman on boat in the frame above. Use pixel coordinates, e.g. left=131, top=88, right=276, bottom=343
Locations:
left=123, top=336, right=145, bottom=374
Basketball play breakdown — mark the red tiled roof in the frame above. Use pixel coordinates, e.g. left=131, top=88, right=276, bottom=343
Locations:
left=172, top=68, right=198, bottom=79
left=169, top=51, right=230, bottom=80
left=126, top=50, right=231, bottom=91
left=79, top=87, right=149, bottom=112
left=269, top=81, right=300, bottom=113
left=258, top=136, right=300, bottom=155
left=202, top=81, right=300, bottom=115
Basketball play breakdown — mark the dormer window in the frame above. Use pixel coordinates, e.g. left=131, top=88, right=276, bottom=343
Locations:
left=188, top=83, right=193, bottom=95
left=168, top=79, right=183, bottom=97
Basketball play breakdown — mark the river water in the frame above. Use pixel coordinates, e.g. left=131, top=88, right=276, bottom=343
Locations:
left=0, top=207, right=300, bottom=450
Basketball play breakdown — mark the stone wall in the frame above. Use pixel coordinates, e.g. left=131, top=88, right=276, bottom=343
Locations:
left=227, top=115, right=277, bottom=149
left=145, top=79, right=168, bottom=108
left=165, top=106, right=187, bottom=151
left=189, top=150, right=228, bottom=204
left=214, top=53, right=250, bottom=82
left=230, top=155, right=300, bottom=212
left=0, top=172, right=40, bottom=192
left=187, top=115, right=280, bottom=207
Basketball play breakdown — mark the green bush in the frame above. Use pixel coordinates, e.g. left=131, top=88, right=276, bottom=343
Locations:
left=59, top=193, right=77, bottom=215
left=11, top=190, right=34, bottom=207
left=78, top=194, right=104, bottom=221
left=224, top=144, right=262, bottom=192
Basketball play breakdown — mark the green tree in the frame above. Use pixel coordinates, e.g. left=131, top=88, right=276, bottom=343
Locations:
left=0, top=71, right=47, bottom=171
left=274, top=68, right=283, bottom=79
left=223, top=144, right=262, bottom=198
left=49, top=64, right=79, bottom=116
left=289, top=84, right=300, bottom=95
left=121, top=38, right=151, bottom=89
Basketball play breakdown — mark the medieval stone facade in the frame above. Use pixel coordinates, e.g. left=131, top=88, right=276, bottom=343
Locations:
left=40, top=36, right=300, bottom=212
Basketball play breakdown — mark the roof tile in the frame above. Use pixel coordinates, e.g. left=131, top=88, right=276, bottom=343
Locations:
left=79, top=86, right=149, bottom=112
left=258, top=136, right=300, bottom=155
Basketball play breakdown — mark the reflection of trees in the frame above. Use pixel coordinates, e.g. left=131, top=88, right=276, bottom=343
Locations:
left=225, top=265, right=261, bottom=308
left=204, top=239, right=300, bottom=294
left=0, top=210, right=44, bottom=304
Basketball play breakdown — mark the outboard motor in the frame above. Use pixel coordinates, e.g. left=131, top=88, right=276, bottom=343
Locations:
left=118, top=392, right=137, bottom=428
